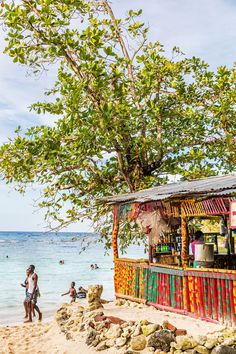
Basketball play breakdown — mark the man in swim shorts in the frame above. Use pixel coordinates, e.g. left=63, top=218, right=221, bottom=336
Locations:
left=25, top=264, right=42, bottom=322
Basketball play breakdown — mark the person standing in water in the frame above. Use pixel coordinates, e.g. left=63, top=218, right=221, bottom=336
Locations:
left=25, top=265, right=42, bottom=322
left=61, top=282, right=77, bottom=302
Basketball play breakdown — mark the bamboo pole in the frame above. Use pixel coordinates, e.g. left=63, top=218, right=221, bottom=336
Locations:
left=112, top=204, right=119, bottom=260
left=181, top=215, right=188, bottom=268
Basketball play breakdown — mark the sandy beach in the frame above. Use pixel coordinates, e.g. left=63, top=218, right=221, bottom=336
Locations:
left=0, top=301, right=225, bottom=354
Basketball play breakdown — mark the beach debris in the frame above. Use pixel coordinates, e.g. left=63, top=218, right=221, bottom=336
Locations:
left=87, top=284, right=104, bottom=311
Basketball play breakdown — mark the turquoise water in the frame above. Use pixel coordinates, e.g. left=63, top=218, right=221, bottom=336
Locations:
left=0, top=231, right=145, bottom=325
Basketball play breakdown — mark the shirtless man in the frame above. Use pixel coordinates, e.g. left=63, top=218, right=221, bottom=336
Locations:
left=25, top=265, right=42, bottom=322
left=61, top=282, right=77, bottom=302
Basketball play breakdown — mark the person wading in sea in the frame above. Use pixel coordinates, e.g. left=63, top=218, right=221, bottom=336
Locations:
left=25, top=264, right=42, bottom=322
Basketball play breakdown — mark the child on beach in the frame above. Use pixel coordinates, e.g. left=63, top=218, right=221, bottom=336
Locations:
left=61, top=282, right=77, bottom=302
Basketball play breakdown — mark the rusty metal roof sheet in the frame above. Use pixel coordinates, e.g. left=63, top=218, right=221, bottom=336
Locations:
left=102, top=174, right=236, bottom=204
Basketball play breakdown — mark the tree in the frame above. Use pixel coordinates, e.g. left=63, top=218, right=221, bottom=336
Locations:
left=0, top=0, right=235, bottom=250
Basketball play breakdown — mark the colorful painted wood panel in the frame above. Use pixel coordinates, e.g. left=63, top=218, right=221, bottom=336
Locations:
left=114, top=259, right=236, bottom=325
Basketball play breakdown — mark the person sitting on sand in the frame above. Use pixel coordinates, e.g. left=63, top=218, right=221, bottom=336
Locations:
left=25, top=265, right=42, bottom=323
left=59, top=260, right=64, bottom=265
left=61, top=282, right=77, bottom=302
left=94, top=264, right=99, bottom=269
left=90, top=264, right=94, bottom=270
left=77, top=286, right=87, bottom=299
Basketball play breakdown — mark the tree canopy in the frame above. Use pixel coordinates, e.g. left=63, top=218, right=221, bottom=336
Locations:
left=0, top=0, right=235, bottom=250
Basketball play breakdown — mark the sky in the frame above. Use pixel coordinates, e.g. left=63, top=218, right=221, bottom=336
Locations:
left=0, top=0, right=236, bottom=232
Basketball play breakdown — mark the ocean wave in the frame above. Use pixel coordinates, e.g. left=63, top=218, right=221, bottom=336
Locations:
left=0, top=240, right=20, bottom=244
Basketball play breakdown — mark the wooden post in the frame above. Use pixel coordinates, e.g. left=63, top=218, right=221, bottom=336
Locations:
left=112, top=204, right=119, bottom=260
left=181, top=215, right=188, bottom=268
left=112, top=204, right=120, bottom=296
left=149, top=244, right=153, bottom=263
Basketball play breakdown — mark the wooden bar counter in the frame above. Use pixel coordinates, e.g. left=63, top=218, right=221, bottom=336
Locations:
left=114, top=258, right=236, bottom=325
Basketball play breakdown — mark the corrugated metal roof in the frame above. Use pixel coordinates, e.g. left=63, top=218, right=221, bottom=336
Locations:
left=102, top=174, right=236, bottom=204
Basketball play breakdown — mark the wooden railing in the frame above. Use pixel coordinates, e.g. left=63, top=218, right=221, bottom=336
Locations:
left=114, top=258, right=236, bottom=325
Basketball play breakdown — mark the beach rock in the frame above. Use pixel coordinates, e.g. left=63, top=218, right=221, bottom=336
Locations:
left=211, top=346, right=236, bottom=354
left=96, top=342, right=108, bottom=351
left=195, top=336, right=207, bottom=346
left=94, top=315, right=125, bottom=325
left=66, top=332, right=72, bottom=340
left=87, top=285, right=104, bottom=311
left=223, top=329, right=236, bottom=338
left=115, top=299, right=126, bottom=306
left=128, top=321, right=135, bottom=326
left=121, top=323, right=129, bottom=329
left=130, top=334, right=147, bottom=351
left=148, top=347, right=155, bottom=352
left=175, top=329, right=187, bottom=336
left=86, top=329, right=98, bottom=346
left=105, top=339, right=115, bottom=348
left=132, top=324, right=142, bottom=337
left=174, top=350, right=182, bottom=354
left=88, top=321, right=95, bottom=329
left=142, top=324, right=160, bottom=337
left=175, top=336, right=197, bottom=351
left=163, top=321, right=177, bottom=332
left=147, top=330, right=175, bottom=352
left=115, top=337, right=127, bottom=348
left=195, top=345, right=210, bottom=354
left=184, top=350, right=196, bottom=354
left=140, top=320, right=150, bottom=326
left=95, top=322, right=106, bottom=331
left=91, top=338, right=100, bottom=347
left=124, top=351, right=140, bottom=354
left=105, top=324, right=122, bottom=339
left=75, top=305, right=85, bottom=312
left=122, top=327, right=132, bottom=339
left=222, top=338, right=235, bottom=347
left=205, top=337, right=218, bottom=349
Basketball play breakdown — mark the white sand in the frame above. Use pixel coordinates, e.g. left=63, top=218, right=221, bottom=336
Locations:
left=0, top=302, right=225, bottom=354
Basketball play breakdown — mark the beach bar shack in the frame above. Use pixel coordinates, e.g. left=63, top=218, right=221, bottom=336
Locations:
left=103, top=174, right=236, bottom=325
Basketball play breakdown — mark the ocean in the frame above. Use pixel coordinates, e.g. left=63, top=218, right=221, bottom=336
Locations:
left=0, top=231, right=145, bottom=325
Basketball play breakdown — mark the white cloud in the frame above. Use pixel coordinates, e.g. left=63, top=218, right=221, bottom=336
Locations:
left=113, top=0, right=236, bottom=68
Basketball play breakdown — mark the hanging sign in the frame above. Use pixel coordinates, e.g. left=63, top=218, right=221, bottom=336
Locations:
left=229, top=201, right=236, bottom=228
